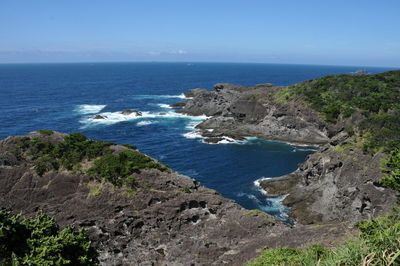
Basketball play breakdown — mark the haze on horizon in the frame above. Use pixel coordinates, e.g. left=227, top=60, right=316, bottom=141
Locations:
left=0, top=0, right=399, bottom=67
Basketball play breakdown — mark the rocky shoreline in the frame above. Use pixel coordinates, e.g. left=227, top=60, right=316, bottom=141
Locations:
left=0, top=131, right=354, bottom=265
left=172, top=82, right=398, bottom=225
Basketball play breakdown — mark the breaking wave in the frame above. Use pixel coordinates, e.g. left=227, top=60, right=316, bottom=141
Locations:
left=75, top=104, right=106, bottom=114
left=137, top=121, right=154, bottom=126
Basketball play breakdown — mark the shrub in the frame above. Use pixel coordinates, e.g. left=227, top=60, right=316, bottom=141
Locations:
left=88, top=149, right=168, bottom=186
left=38, top=129, right=54, bottom=136
left=0, top=211, right=99, bottom=265
left=17, top=133, right=114, bottom=175
left=122, top=143, right=137, bottom=150
left=380, top=149, right=400, bottom=191
left=283, top=71, right=400, bottom=152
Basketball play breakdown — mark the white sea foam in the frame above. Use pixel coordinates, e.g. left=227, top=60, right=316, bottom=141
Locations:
left=75, top=104, right=106, bottom=114
left=253, top=177, right=272, bottom=195
left=80, top=111, right=156, bottom=126
left=137, top=120, right=153, bottom=126
left=80, top=109, right=208, bottom=128
left=134, top=93, right=190, bottom=99
left=203, top=136, right=248, bottom=145
left=182, top=131, right=203, bottom=139
left=157, top=103, right=173, bottom=109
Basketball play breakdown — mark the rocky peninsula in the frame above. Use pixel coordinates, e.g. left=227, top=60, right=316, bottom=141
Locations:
left=173, top=71, right=400, bottom=225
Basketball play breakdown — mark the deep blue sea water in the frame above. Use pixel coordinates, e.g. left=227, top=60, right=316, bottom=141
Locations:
left=0, top=62, right=394, bottom=220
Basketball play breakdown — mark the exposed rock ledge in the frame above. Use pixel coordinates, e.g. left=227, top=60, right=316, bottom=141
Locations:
left=260, top=132, right=398, bottom=225
left=174, top=83, right=330, bottom=145
left=173, top=83, right=398, bottom=225
left=0, top=131, right=353, bottom=265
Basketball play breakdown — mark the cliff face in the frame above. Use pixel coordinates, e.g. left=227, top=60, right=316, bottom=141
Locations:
left=173, top=78, right=399, bottom=225
left=260, top=132, right=397, bottom=224
left=176, top=83, right=330, bottom=145
left=0, top=131, right=354, bottom=265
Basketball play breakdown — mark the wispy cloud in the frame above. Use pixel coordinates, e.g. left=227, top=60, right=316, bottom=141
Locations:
left=147, top=49, right=188, bottom=56
left=168, top=49, right=187, bottom=55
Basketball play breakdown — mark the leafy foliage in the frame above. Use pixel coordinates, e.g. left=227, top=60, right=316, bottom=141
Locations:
left=18, top=133, right=114, bottom=175
left=38, top=129, right=54, bottom=136
left=247, top=208, right=400, bottom=265
left=280, top=71, right=400, bottom=151
left=0, top=211, right=98, bottom=265
left=380, top=149, right=400, bottom=191
left=15, top=131, right=169, bottom=187
left=88, top=149, right=168, bottom=186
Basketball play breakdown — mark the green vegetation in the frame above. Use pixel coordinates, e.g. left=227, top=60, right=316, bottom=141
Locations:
left=280, top=71, right=400, bottom=152
left=0, top=211, right=98, bottom=265
left=15, top=132, right=169, bottom=187
left=380, top=149, right=400, bottom=191
left=88, top=149, right=168, bottom=186
left=181, top=186, right=191, bottom=193
left=38, top=129, right=54, bottom=136
left=247, top=208, right=400, bottom=265
left=18, top=133, right=114, bottom=175
left=121, top=143, right=137, bottom=150
left=274, top=71, right=400, bottom=193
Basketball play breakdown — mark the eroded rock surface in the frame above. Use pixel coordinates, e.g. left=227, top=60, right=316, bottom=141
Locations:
left=174, top=83, right=398, bottom=225
left=176, top=83, right=329, bottom=145
left=260, top=132, right=398, bottom=224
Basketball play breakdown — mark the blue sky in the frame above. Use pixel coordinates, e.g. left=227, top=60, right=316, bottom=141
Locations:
left=0, top=0, right=399, bottom=66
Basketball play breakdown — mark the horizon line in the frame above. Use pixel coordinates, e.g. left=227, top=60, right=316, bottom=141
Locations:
left=0, top=60, right=398, bottom=69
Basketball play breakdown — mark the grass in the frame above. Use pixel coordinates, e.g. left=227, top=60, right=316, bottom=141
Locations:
left=243, top=209, right=265, bottom=216
left=247, top=208, right=400, bottom=265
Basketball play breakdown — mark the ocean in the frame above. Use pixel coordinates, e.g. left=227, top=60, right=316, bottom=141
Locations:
left=0, top=62, right=393, bottom=220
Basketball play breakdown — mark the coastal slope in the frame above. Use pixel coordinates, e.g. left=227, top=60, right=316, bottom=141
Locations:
left=0, top=131, right=352, bottom=265
left=173, top=71, right=400, bottom=224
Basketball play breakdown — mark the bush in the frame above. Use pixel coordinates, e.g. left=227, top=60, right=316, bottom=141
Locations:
left=122, top=143, right=137, bottom=150
left=38, top=129, right=54, bottom=136
left=88, top=149, right=168, bottom=186
left=18, top=133, right=114, bottom=175
left=380, top=149, right=400, bottom=191
left=283, top=71, right=400, bottom=152
left=0, top=211, right=99, bottom=265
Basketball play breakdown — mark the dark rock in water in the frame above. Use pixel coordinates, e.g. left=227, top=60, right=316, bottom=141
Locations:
left=159, top=112, right=167, bottom=115
left=120, top=109, right=142, bottom=116
left=93, top=115, right=107, bottom=119
left=204, top=137, right=225, bottom=143
left=170, top=101, right=187, bottom=108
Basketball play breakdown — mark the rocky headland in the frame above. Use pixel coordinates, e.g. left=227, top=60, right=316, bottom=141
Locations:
left=0, top=131, right=353, bottom=265
left=173, top=71, right=400, bottom=225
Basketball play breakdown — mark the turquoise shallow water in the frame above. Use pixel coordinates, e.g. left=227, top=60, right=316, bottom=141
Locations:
left=0, top=62, right=393, bottom=220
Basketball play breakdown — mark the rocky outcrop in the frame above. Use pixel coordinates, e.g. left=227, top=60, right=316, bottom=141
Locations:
left=93, top=115, right=107, bottom=119
left=176, top=83, right=330, bottom=145
left=0, top=131, right=354, bottom=265
left=259, top=132, right=398, bottom=224
left=120, top=109, right=142, bottom=116
left=174, top=82, right=398, bottom=225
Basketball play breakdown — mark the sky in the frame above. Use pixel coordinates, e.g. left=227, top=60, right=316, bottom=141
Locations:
left=0, top=0, right=399, bottom=67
